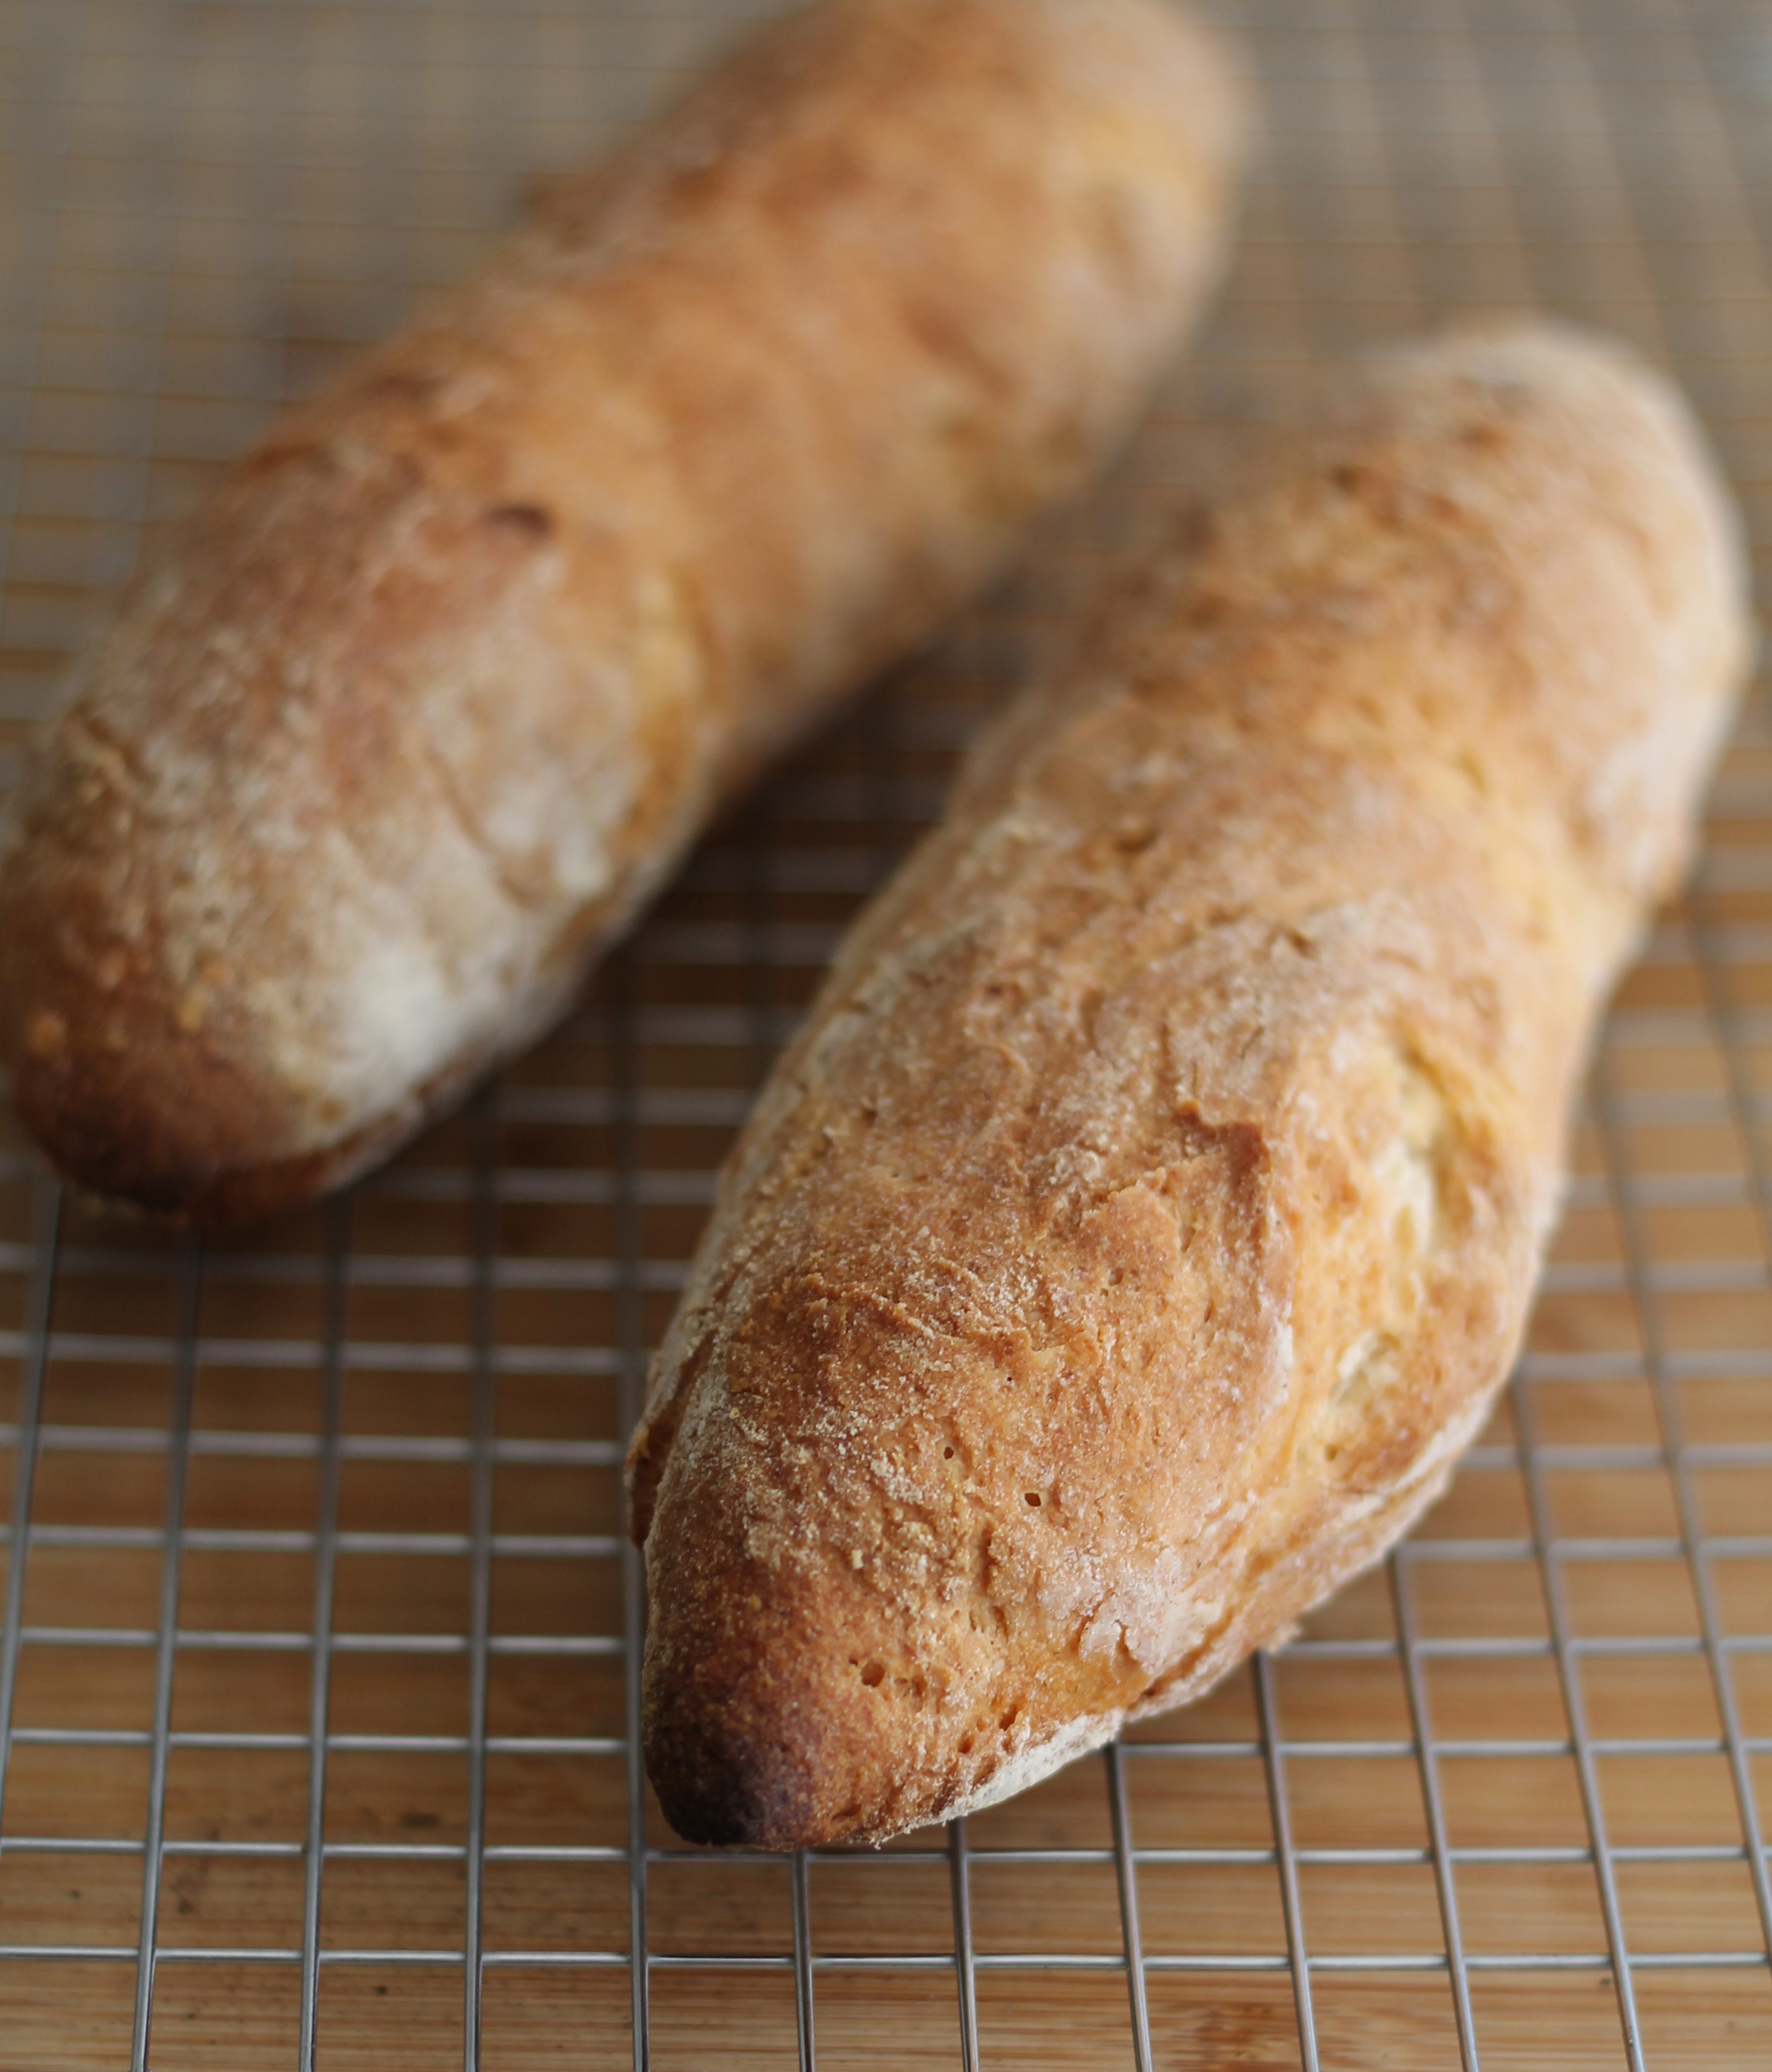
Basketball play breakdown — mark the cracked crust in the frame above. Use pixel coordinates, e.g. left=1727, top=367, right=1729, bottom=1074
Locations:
left=0, top=0, right=1247, bottom=1224
left=627, top=323, right=1753, bottom=1849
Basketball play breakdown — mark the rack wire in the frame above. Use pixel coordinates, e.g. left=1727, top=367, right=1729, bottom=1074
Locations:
left=1, top=0, right=1770, bottom=2065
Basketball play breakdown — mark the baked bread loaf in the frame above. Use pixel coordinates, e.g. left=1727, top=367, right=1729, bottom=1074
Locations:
left=0, top=0, right=1245, bottom=1225
left=628, top=323, right=1752, bottom=1849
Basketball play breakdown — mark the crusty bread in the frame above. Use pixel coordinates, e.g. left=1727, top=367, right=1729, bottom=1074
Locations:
left=627, top=323, right=1753, bottom=1850
left=0, top=0, right=1245, bottom=1226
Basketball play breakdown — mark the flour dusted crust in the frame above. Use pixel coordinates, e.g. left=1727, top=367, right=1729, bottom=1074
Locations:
left=0, top=0, right=1245, bottom=1224
left=628, top=324, right=1752, bottom=1849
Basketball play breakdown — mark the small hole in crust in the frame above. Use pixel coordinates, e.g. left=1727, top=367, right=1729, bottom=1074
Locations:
left=860, top=1661, right=886, bottom=1688
left=958, top=1735, right=974, bottom=1756
left=999, top=1705, right=1020, bottom=1731
left=485, top=501, right=554, bottom=541
left=944, top=1446, right=955, bottom=1460
left=1025, top=1492, right=1042, bottom=1508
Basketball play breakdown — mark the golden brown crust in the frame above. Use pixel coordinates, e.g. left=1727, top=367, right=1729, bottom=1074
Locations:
left=628, top=323, right=1752, bottom=1850
left=0, top=0, right=1246, bottom=1225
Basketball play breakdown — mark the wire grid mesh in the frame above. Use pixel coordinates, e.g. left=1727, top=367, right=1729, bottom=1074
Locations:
left=0, top=0, right=1770, bottom=2065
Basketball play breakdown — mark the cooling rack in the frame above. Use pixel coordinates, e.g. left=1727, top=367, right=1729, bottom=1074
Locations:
left=1, top=0, right=1770, bottom=2065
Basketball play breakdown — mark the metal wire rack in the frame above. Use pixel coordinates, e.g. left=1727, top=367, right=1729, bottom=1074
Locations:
left=1, top=0, right=1770, bottom=2065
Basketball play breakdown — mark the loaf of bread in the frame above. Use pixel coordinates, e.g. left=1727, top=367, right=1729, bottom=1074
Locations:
left=628, top=323, right=1751, bottom=1849
left=0, top=0, right=1245, bottom=1225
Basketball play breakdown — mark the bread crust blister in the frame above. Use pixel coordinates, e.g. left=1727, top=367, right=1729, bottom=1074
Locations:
left=0, top=0, right=1245, bottom=1224
left=628, top=324, right=1753, bottom=1850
